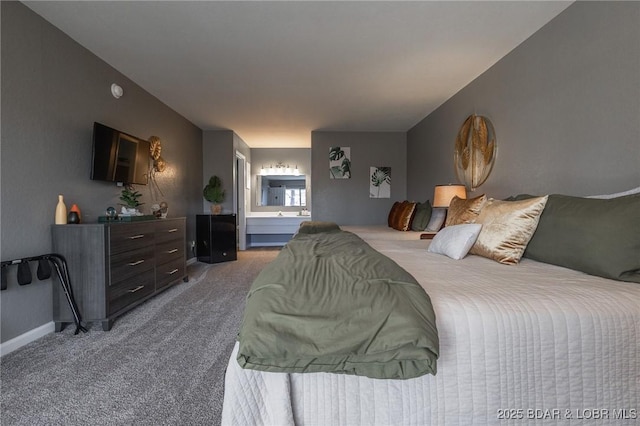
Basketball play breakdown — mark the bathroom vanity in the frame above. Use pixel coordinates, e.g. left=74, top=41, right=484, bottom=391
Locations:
left=246, top=213, right=311, bottom=247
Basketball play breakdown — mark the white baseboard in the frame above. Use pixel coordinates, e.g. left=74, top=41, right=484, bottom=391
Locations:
left=0, top=321, right=55, bottom=357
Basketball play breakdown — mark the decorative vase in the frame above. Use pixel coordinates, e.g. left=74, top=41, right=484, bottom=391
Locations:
left=55, top=195, right=67, bottom=225
left=211, top=204, right=222, bottom=215
left=67, top=211, right=80, bottom=224
left=70, top=204, right=81, bottom=222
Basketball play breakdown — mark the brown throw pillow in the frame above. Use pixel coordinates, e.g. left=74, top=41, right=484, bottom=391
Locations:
left=392, top=201, right=417, bottom=231
left=388, top=201, right=402, bottom=228
left=469, top=196, right=548, bottom=264
left=445, top=194, right=487, bottom=226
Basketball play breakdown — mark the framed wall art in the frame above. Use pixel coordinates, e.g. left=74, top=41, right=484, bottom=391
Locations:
left=329, top=146, right=351, bottom=179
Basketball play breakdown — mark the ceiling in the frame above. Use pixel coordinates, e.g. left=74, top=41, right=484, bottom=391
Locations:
left=24, top=1, right=572, bottom=148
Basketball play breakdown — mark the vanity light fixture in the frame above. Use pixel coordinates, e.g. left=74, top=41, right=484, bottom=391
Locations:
left=260, top=163, right=301, bottom=176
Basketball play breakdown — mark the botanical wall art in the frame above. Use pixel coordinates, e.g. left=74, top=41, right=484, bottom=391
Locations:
left=370, top=166, right=391, bottom=198
left=329, top=146, right=351, bottom=179
left=454, top=114, right=497, bottom=191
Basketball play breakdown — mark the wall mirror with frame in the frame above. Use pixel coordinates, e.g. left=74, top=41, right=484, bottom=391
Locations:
left=256, top=175, right=307, bottom=207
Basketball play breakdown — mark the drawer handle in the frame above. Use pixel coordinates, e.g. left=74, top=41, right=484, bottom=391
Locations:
left=166, top=248, right=178, bottom=254
left=166, top=268, right=179, bottom=275
left=128, top=234, right=145, bottom=240
left=167, top=228, right=178, bottom=233
left=128, top=260, right=145, bottom=266
left=128, top=285, right=145, bottom=293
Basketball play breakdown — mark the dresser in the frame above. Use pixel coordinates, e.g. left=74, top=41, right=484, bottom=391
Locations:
left=51, top=218, right=187, bottom=331
left=196, top=214, right=237, bottom=263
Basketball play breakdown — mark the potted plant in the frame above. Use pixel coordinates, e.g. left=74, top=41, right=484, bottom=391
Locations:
left=203, top=175, right=225, bottom=214
left=119, top=185, right=144, bottom=216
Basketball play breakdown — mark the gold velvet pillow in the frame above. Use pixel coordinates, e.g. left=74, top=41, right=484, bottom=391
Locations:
left=469, top=196, right=549, bottom=265
left=392, top=201, right=417, bottom=231
left=445, top=194, right=487, bottom=226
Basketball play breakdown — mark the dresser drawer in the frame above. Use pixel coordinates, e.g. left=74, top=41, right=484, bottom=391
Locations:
left=155, top=219, right=185, bottom=244
left=156, top=257, right=186, bottom=290
left=110, top=246, right=155, bottom=285
left=109, top=222, right=156, bottom=254
left=156, top=240, right=185, bottom=266
left=108, top=271, right=155, bottom=315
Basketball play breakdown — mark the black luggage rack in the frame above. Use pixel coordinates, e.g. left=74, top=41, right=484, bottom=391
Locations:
left=1, top=253, right=87, bottom=335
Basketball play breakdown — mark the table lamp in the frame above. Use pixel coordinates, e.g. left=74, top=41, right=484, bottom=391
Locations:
left=433, top=184, right=467, bottom=208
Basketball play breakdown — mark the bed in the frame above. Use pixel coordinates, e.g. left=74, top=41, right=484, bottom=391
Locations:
left=222, top=195, right=640, bottom=425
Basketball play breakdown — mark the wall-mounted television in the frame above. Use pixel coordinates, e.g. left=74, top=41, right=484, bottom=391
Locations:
left=90, top=122, right=150, bottom=185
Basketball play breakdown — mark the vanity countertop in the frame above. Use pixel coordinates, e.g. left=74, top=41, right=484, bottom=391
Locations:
left=246, top=215, right=312, bottom=235
left=247, top=212, right=311, bottom=218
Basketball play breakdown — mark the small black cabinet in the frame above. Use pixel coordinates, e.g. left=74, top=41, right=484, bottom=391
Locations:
left=196, top=214, right=237, bottom=263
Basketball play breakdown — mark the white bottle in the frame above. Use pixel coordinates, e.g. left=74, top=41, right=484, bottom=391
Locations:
left=55, top=194, right=67, bottom=225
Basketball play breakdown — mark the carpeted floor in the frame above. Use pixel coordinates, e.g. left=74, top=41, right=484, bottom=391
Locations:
left=0, top=249, right=279, bottom=426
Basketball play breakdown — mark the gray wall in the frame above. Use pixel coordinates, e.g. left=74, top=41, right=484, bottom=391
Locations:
left=407, top=1, right=640, bottom=201
left=311, top=131, right=407, bottom=225
left=202, top=130, right=251, bottom=215
left=250, top=148, right=311, bottom=213
left=1, top=2, right=203, bottom=343
left=202, top=131, right=234, bottom=214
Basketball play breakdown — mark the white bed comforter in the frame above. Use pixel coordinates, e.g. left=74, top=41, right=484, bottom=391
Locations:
left=222, top=226, right=639, bottom=425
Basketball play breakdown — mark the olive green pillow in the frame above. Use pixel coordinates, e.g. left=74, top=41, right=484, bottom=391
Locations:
left=523, top=194, right=640, bottom=283
left=411, top=201, right=433, bottom=231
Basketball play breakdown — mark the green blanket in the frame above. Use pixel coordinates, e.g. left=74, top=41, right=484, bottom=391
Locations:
left=237, top=228, right=439, bottom=379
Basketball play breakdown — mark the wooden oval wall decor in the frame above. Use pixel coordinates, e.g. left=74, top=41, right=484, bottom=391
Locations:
left=454, top=114, right=497, bottom=191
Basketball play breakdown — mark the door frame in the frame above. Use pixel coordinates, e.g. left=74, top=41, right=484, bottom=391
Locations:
left=235, top=151, right=247, bottom=251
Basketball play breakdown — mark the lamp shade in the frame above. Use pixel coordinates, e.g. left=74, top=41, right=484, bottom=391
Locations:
left=433, top=184, right=467, bottom=208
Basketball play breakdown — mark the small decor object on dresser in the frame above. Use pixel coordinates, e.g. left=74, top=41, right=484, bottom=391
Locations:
left=105, top=206, right=117, bottom=220
left=54, top=194, right=67, bottom=225
left=67, top=211, right=80, bottom=224
left=119, top=185, right=144, bottom=216
left=159, top=201, right=168, bottom=218
left=151, top=201, right=169, bottom=219
left=68, top=204, right=81, bottom=223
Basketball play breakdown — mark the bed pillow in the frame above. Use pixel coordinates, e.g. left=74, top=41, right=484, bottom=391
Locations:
left=524, top=193, right=640, bottom=283
left=298, top=221, right=341, bottom=234
left=469, top=196, right=548, bottom=265
left=411, top=201, right=432, bottom=231
left=387, top=201, right=402, bottom=227
left=428, top=224, right=482, bottom=260
left=392, top=201, right=417, bottom=231
left=445, top=194, right=487, bottom=226
left=586, top=186, right=640, bottom=199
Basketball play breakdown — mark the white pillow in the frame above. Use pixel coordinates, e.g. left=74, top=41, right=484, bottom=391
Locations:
left=427, top=224, right=482, bottom=260
left=587, top=186, right=640, bottom=199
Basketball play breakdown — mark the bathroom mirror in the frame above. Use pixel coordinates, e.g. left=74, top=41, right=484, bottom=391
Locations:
left=256, top=175, right=307, bottom=206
